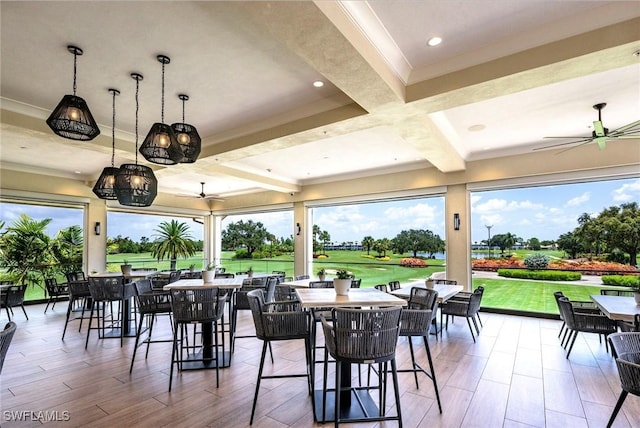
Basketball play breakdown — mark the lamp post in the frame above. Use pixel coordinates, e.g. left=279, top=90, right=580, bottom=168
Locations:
left=485, top=224, right=493, bottom=258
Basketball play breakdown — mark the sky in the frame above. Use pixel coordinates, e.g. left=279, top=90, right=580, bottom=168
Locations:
left=0, top=177, right=638, bottom=244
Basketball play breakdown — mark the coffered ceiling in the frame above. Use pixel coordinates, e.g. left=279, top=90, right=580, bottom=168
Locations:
left=1, top=1, right=638, bottom=203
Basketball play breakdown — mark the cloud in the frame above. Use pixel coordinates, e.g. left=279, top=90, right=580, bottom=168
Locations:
left=475, top=198, right=543, bottom=213
left=480, top=214, right=503, bottom=227
left=565, top=192, right=590, bottom=206
left=612, top=178, right=640, bottom=202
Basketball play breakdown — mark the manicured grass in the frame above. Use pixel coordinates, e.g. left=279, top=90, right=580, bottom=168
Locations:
left=472, top=277, right=605, bottom=315
left=18, top=250, right=624, bottom=317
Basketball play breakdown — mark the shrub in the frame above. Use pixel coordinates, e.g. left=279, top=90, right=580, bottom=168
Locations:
left=602, top=275, right=640, bottom=288
left=524, top=253, right=550, bottom=270
left=498, top=268, right=581, bottom=281
left=400, top=258, right=427, bottom=268
left=233, top=248, right=249, bottom=259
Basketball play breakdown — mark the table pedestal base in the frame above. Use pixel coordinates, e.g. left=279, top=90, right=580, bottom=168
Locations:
left=313, top=388, right=380, bottom=423
left=177, top=350, right=232, bottom=369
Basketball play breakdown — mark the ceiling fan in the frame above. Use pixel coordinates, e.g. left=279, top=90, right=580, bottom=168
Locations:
left=178, top=182, right=225, bottom=201
left=536, top=103, right=640, bottom=152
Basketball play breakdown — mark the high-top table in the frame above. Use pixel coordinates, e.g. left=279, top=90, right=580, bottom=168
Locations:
left=164, top=278, right=246, bottom=368
left=391, top=281, right=463, bottom=302
left=280, top=277, right=331, bottom=288
left=590, top=294, right=640, bottom=322
left=88, top=270, right=160, bottom=337
left=295, top=287, right=406, bottom=423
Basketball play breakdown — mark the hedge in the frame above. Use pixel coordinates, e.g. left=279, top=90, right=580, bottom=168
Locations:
left=497, top=268, right=581, bottom=281
left=601, top=275, right=640, bottom=287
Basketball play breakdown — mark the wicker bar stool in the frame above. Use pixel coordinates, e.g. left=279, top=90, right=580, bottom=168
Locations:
left=85, top=276, right=136, bottom=348
left=398, top=287, right=442, bottom=413
left=0, top=322, right=17, bottom=374
left=321, top=307, right=403, bottom=427
left=246, top=289, right=312, bottom=424
left=607, top=332, right=640, bottom=427
left=129, top=279, right=173, bottom=374
left=62, top=279, right=91, bottom=340
left=44, top=277, right=69, bottom=313
left=169, top=288, right=227, bottom=391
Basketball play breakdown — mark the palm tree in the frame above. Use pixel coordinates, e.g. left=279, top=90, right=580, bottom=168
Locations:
left=151, top=220, right=196, bottom=271
left=50, top=225, right=84, bottom=276
left=362, top=236, right=375, bottom=255
left=0, top=214, right=52, bottom=287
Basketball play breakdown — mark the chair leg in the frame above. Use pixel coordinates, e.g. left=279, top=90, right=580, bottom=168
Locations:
left=476, top=312, right=483, bottom=327
left=213, top=321, right=220, bottom=388
left=566, top=330, right=578, bottom=358
left=408, top=338, right=419, bottom=389
left=558, top=321, right=566, bottom=338
left=334, top=360, right=342, bottom=428
left=606, top=390, right=628, bottom=428
left=466, top=318, right=476, bottom=343
left=85, top=302, right=96, bottom=349
left=471, top=316, right=480, bottom=335
left=169, top=321, right=179, bottom=392
left=129, top=313, right=146, bottom=374
left=250, top=341, right=269, bottom=425
left=20, top=304, right=28, bottom=320
left=44, top=297, right=52, bottom=313
left=145, top=314, right=156, bottom=358
left=423, top=336, right=442, bottom=413
left=390, top=358, right=403, bottom=428
left=62, top=298, right=74, bottom=340
left=4, top=306, right=11, bottom=322
left=322, top=347, right=330, bottom=423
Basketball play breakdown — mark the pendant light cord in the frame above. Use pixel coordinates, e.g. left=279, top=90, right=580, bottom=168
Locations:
left=111, top=90, right=116, bottom=167
left=182, top=97, right=185, bottom=124
left=72, top=51, right=77, bottom=96
left=161, top=60, right=165, bottom=123
left=135, top=77, right=139, bottom=165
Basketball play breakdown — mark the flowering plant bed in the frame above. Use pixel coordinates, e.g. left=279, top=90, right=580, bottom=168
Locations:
left=400, top=258, right=428, bottom=268
left=473, top=258, right=638, bottom=275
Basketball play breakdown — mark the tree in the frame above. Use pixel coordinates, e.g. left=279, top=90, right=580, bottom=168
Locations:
left=575, top=212, right=604, bottom=257
left=391, top=229, right=444, bottom=257
left=312, top=224, right=322, bottom=254
left=151, top=220, right=197, bottom=270
left=527, top=237, right=541, bottom=251
left=221, top=220, right=270, bottom=258
left=490, top=232, right=519, bottom=255
left=50, top=225, right=83, bottom=275
left=373, top=238, right=391, bottom=257
left=596, top=202, right=640, bottom=266
left=318, top=230, right=331, bottom=255
left=0, top=214, right=53, bottom=287
left=362, top=236, right=375, bottom=255
left=556, top=231, right=585, bottom=259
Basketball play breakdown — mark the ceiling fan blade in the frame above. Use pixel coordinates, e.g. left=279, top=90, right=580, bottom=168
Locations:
left=609, top=119, right=640, bottom=136
left=533, top=137, right=591, bottom=151
left=554, top=140, right=592, bottom=155
left=543, top=135, right=589, bottom=139
left=593, top=120, right=605, bottom=137
left=593, top=137, right=607, bottom=150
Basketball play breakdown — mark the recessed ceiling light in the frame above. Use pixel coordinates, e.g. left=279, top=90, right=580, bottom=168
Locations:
left=74, top=170, right=82, bottom=174
left=313, top=80, right=324, bottom=88
left=468, top=124, right=486, bottom=132
left=427, top=37, right=442, bottom=47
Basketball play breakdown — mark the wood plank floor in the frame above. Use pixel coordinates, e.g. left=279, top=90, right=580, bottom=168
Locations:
left=1, top=302, right=639, bottom=427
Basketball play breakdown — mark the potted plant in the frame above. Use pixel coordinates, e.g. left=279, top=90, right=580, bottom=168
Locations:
left=188, top=264, right=195, bottom=273
left=120, top=259, right=132, bottom=275
left=247, top=266, right=254, bottom=278
left=317, top=268, right=326, bottom=281
left=202, top=262, right=216, bottom=283
left=333, top=269, right=351, bottom=296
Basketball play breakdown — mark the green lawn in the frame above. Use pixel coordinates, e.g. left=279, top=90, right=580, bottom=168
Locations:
left=472, top=277, right=606, bottom=315
left=17, top=249, right=624, bottom=316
